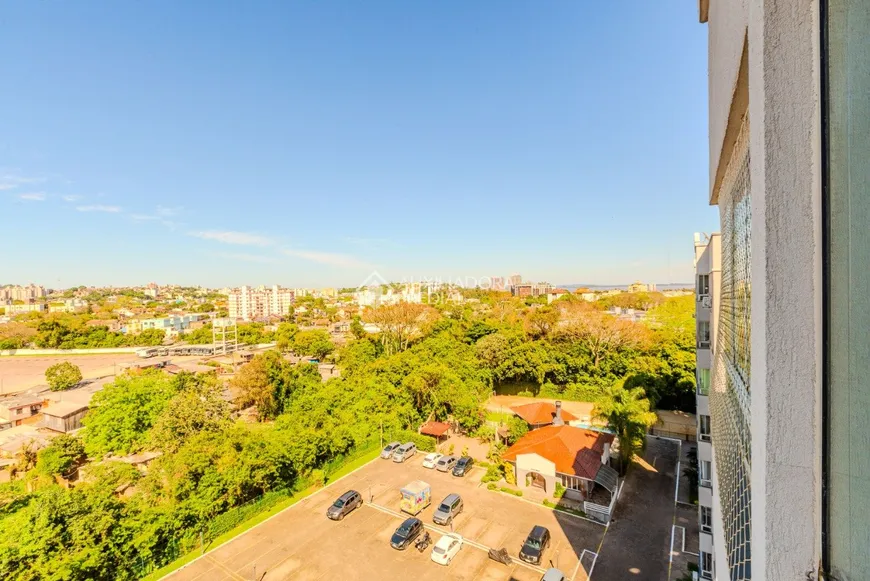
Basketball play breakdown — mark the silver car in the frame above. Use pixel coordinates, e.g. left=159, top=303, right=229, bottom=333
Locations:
left=380, top=441, right=401, bottom=459
left=326, top=490, right=362, bottom=520
left=436, top=455, right=457, bottom=472
left=433, top=493, right=463, bottom=525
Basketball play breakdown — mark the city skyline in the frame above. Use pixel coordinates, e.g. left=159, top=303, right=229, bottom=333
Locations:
left=1, top=1, right=716, bottom=287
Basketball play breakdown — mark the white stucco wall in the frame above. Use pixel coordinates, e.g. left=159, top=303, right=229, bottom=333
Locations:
left=747, top=0, right=823, bottom=578
left=516, top=453, right=556, bottom=477
left=708, top=0, right=748, bottom=192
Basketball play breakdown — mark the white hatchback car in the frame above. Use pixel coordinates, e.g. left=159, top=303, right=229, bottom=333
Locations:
left=422, top=452, right=443, bottom=469
left=431, top=533, right=462, bottom=565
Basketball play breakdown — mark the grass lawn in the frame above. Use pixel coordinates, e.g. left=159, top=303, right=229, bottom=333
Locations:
left=141, top=447, right=381, bottom=581
left=485, top=410, right=513, bottom=423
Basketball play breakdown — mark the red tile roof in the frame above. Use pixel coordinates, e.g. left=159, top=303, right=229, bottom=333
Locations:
left=510, top=402, right=578, bottom=426
left=502, top=425, right=614, bottom=480
left=419, top=421, right=451, bottom=437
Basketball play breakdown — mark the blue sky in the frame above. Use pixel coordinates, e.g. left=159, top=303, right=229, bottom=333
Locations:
left=1, top=1, right=715, bottom=289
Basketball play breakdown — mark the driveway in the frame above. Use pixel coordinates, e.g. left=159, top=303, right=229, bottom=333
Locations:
left=591, top=437, right=679, bottom=581
left=166, top=452, right=606, bottom=581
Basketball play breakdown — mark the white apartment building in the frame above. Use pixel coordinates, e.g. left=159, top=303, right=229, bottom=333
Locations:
left=0, top=284, right=46, bottom=301
left=694, top=232, right=721, bottom=580
left=699, top=0, right=869, bottom=579
left=226, top=285, right=294, bottom=321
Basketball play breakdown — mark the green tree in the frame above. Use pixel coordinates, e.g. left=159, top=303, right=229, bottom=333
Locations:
left=134, top=328, right=166, bottom=346
left=292, top=330, right=335, bottom=359
left=506, top=415, right=529, bottom=445
left=82, top=371, right=178, bottom=456
left=594, top=381, right=658, bottom=474
left=274, top=322, right=299, bottom=352
left=35, top=434, right=87, bottom=477
left=149, top=373, right=231, bottom=452
left=350, top=316, right=366, bottom=339
left=45, top=361, right=83, bottom=391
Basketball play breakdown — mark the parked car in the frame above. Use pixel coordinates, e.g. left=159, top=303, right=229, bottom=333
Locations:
left=390, top=517, right=423, bottom=550
left=540, top=568, right=566, bottom=581
left=381, top=441, right=401, bottom=459
left=519, top=526, right=551, bottom=565
left=436, top=455, right=457, bottom=472
left=452, top=456, right=474, bottom=477
left=392, top=442, right=417, bottom=463
left=326, top=490, right=362, bottom=521
left=432, top=493, right=463, bottom=525
left=422, top=452, right=443, bottom=469
left=430, top=533, right=463, bottom=565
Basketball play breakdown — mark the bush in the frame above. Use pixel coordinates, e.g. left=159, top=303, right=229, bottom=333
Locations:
left=386, top=430, right=436, bottom=452
left=487, top=482, right=497, bottom=491
left=45, top=361, right=83, bottom=391
left=310, top=469, right=326, bottom=488
left=554, top=483, right=566, bottom=499
left=461, top=445, right=469, bottom=457
left=499, top=486, right=522, bottom=497
left=542, top=499, right=586, bottom=517
left=517, top=390, right=534, bottom=397
left=502, top=461, right=516, bottom=485
left=481, top=464, right=502, bottom=483
left=448, top=443, right=455, bottom=455
left=688, top=562, right=699, bottom=572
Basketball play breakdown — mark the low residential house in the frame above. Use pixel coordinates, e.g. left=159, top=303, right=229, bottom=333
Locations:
left=332, top=321, right=351, bottom=334
left=502, top=424, right=617, bottom=501
left=85, top=319, right=123, bottom=332
left=0, top=395, right=44, bottom=427
left=0, top=424, right=54, bottom=459
left=510, top=401, right=579, bottom=430
left=42, top=402, right=89, bottom=433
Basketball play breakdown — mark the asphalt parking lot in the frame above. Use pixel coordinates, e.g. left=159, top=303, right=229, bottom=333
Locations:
left=167, top=452, right=607, bottom=581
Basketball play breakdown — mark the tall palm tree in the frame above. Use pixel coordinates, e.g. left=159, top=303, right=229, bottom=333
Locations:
left=594, top=381, right=658, bottom=474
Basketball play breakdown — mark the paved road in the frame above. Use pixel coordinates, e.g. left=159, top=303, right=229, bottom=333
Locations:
left=591, top=437, right=679, bottom=581
left=0, top=354, right=202, bottom=395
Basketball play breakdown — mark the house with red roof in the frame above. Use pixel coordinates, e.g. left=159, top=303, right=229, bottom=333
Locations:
left=510, top=400, right=580, bottom=429
left=502, top=424, right=618, bottom=501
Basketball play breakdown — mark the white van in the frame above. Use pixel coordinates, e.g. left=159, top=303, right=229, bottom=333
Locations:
left=392, top=442, right=417, bottom=463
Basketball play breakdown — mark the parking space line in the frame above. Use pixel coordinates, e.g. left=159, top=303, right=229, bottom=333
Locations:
left=203, top=555, right=246, bottom=581
left=577, top=549, right=598, bottom=581
left=363, top=501, right=547, bottom=575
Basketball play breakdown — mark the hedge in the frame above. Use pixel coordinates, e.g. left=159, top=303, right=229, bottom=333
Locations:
left=385, top=430, right=436, bottom=452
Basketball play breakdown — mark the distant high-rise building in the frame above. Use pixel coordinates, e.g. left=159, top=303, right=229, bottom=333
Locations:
left=490, top=277, right=505, bottom=291
left=226, top=285, right=294, bottom=321
left=508, top=274, right=522, bottom=290
left=0, top=284, right=46, bottom=302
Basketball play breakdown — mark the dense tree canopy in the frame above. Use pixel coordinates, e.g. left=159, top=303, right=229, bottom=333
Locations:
left=45, top=361, right=83, bottom=391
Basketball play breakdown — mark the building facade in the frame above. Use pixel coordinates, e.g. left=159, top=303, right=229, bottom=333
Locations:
left=697, top=0, right=870, bottom=579
left=0, top=284, right=46, bottom=302
left=226, top=285, right=295, bottom=321
left=694, top=232, right=722, bottom=579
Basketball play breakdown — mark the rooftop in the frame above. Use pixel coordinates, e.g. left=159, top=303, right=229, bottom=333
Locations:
left=502, top=425, right=614, bottom=480
left=419, top=421, right=450, bottom=437
left=42, top=401, right=89, bottom=418
left=510, top=402, right=579, bottom=426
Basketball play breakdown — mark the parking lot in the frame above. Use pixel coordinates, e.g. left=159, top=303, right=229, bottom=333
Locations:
left=168, top=451, right=607, bottom=581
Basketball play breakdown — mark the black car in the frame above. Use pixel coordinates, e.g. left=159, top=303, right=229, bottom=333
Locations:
left=452, top=456, right=474, bottom=477
left=519, top=525, right=551, bottom=565
left=390, top=517, right=424, bottom=550
left=326, top=490, right=362, bottom=521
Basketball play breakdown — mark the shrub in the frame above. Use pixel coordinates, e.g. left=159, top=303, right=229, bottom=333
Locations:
left=517, top=390, right=534, bottom=397
left=502, top=461, right=516, bottom=485
left=499, top=486, right=522, bottom=497
left=387, top=430, right=436, bottom=452
left=554, top=483, right=566, bottom=499
left=487, top=482, right=497, bottom=491
left=481, top=464, right=502, bottom=483
left=542, top=499, right=586, bottom=518
left=448, top=443, right=455, bottom=455
left=688, top=562, right=699, bottom=572
left=461, top=445, right=469, bottom=458
left=309, top=469, right=326, bottom=488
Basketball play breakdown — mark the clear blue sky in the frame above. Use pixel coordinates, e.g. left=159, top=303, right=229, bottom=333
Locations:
left=1, top=1, right=715, bottom=289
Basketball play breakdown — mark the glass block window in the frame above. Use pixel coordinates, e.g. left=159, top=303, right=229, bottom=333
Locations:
left=711, top=116, right=752, bottom=580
